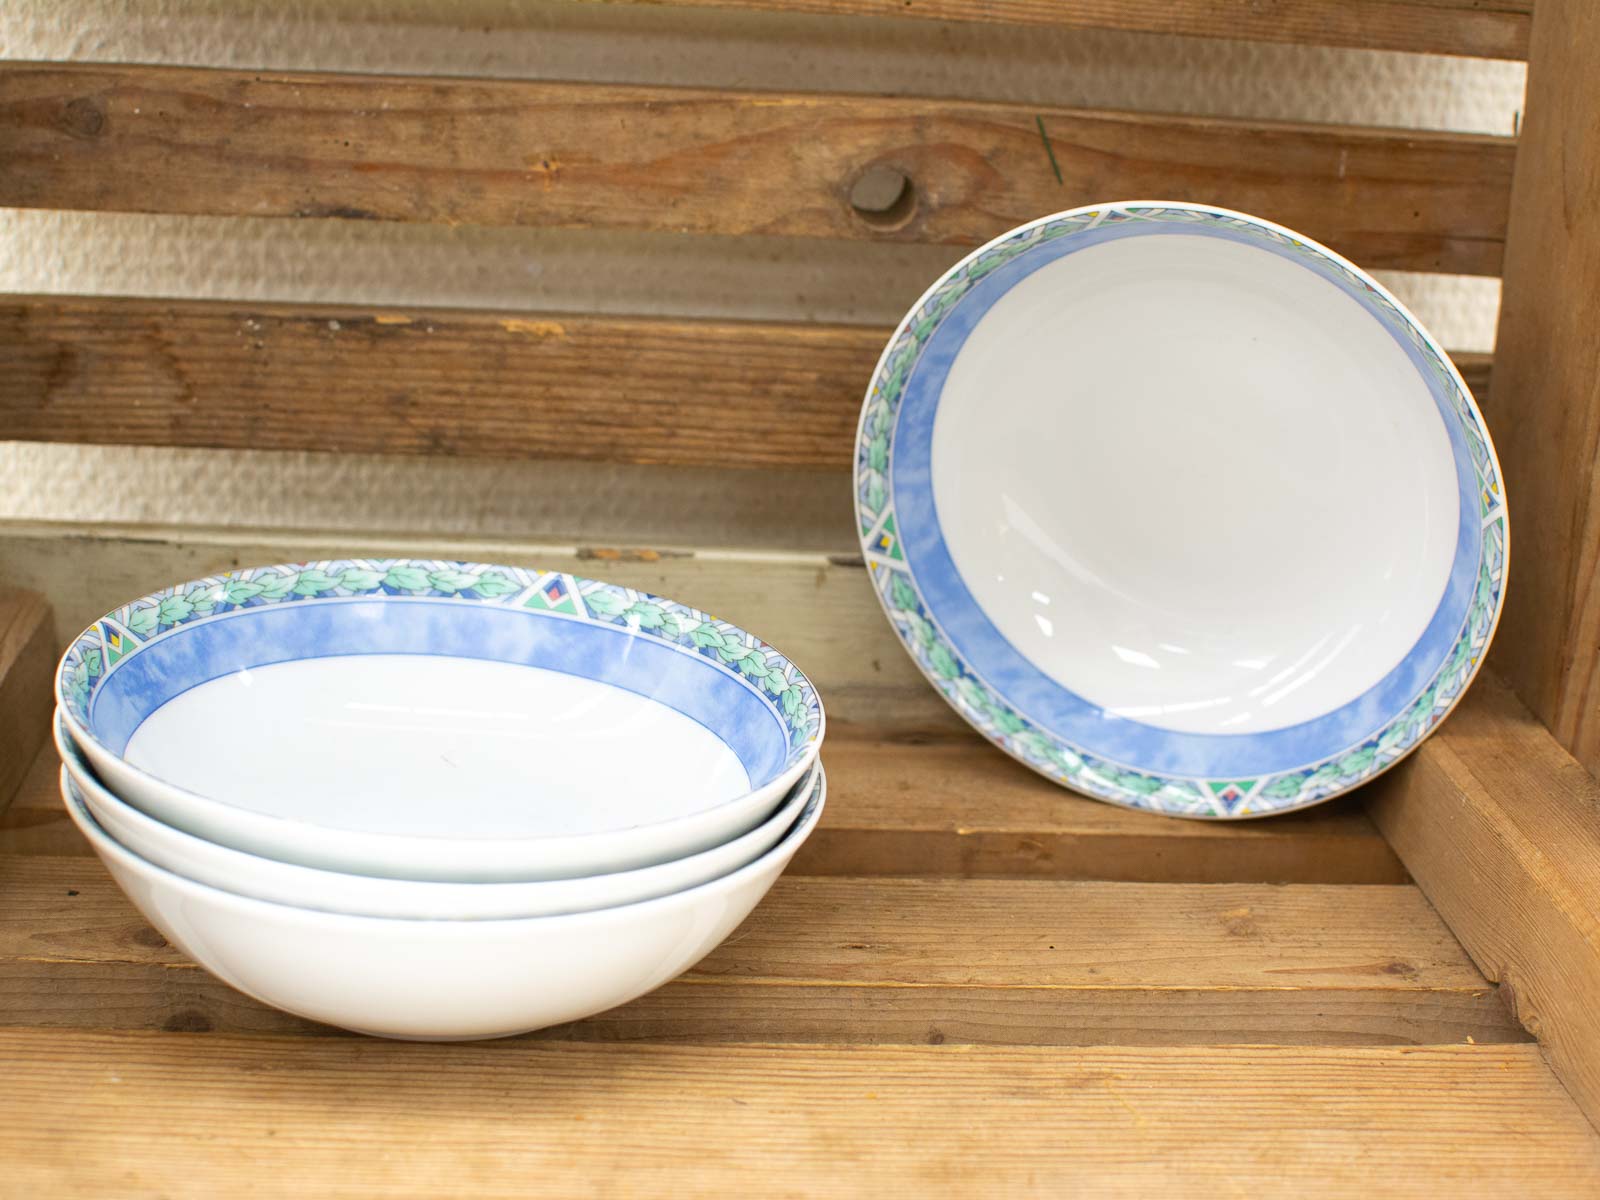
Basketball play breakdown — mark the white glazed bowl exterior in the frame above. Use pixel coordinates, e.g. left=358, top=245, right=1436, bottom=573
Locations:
left=60, top=762, right=826, bottom=1040
left=59, top=713, right=816, bottom=921
left=73, top=734, right=807, bottom=880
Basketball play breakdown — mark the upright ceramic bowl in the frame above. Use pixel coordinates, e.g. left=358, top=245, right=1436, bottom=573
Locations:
left=59, top=714, right=816, bottom=920
left=855, top=202, right=1507, bottom=818
left=56, top=560, right=823, bottom=880
left=61, top=760, right=825, bottom=1039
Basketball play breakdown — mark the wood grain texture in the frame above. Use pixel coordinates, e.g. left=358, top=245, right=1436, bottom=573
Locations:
left=619, top=0, right=1533, bottom=59
left=0, top=858, right=1518, bottom=1046
left=0, top=958, right=1526, bottom=1048
left=0, top=590, right=54, bottom=817
left=0, top=297, right=878, bottom=470
left=800, top=730, right=1404, bottom=883
left=0, top=742, right=79, bottom=857
left=0, top=63, right=1515, bottom=273
left=1, top=728, right=1404, bottom=884
left=1486, top=0, right=1600, bottom=777
left=0, top=296, right=1495, bottom=469
left=3, top=1032, right=1597, bottom=1197
left=1367, top=671, right=1600, bottom=1130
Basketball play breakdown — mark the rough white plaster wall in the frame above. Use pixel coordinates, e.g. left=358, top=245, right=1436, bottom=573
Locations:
left=0, top=1, right=1525, bottom=547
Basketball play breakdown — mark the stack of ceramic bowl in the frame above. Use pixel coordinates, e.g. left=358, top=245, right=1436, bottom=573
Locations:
left=53, top=560, right=825, bottom=1040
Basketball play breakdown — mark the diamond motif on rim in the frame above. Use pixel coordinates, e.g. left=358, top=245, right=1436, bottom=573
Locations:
left=59, top=560, right=823, bottom=755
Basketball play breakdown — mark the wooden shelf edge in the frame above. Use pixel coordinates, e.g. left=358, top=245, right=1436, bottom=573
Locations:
left=4, top=1035, right=1598, bottom=1194
left=0, top=588, right=54, bottom=816
left=1366, top=670, right=1600, bottom=1132
left=613, top=0, right=1532, bottom=60
left=0, top=860, right=1525, bottom=1047
left=4, top=712, right=1407, bottom=885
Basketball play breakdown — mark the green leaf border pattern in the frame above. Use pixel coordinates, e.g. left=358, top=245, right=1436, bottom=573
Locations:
left=856, top=204, right=1507, bottom=818
left=59, top=559, right=822, bottom=758
left=574, top=579, right=820, bottom=748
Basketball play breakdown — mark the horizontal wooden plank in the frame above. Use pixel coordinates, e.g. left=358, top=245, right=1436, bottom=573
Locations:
left=1, top=725, right=1405, bottom=884
left=801, top=731, right=1405, bottom=883
left=3, top=1032, right=1596, bottom=1196
left=0, top=589, right=54, bottom=816
left=0, top=297, right=876, bottom=470
left=0, top=296, right=1494, bottom=470
left=0, top=858, right=1525, bottom=1048
left=623, top=0, right=1533, bottom=59
left=6, top=859, right=1475, bottom=992
left=1367, top=669, right=1600, bottom=1131
left=0, top=63, right=1515, bottom=274
left=0, top=956, right=1524, bottom=1048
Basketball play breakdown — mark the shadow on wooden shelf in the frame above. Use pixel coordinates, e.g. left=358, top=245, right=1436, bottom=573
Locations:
left=0, top=587, right=53, bottom=817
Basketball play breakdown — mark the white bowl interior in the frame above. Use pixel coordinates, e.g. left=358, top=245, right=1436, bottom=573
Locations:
left=78, top=597, right=795, bottom=839
left=125, top=652, right=751, bottom=837
left=929, top=231, right=1459, bottom=736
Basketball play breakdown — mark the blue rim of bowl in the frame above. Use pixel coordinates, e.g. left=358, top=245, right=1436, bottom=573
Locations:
left=56, top=559, right=824, bottom=794
left=853, top=201, right=1508, bottom=819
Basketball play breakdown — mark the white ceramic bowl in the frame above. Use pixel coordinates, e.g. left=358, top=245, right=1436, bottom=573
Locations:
left=855, top=202, right=1506, bottom=818
left=56, top=559, right=823, bottom=880
left=60, top=759, right=825, bottom=1040
left=58, top=713, right=816, bottom=920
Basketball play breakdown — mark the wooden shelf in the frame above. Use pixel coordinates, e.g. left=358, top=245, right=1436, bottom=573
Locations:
left=0, top=851, right=1525, bottom=1048
left=3, top=526, right=1600, bottom=1192
left=6, top=1035, right=1598, bottom=1196
left=3, top=3, right=1599, bottom=1185
left=3, top=727, right=1405, bottom=885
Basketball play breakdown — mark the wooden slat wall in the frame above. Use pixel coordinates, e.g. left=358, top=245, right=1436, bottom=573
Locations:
left=1485, top=0, right=1600, bottom=779
left=0, top=64, right=1515, bottom=274
left=626, top=0, right=1534, bottom=60
left=0, top=297, right=1495, bottom=470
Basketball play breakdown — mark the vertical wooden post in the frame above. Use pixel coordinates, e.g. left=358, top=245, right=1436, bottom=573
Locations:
left=1490, top=0, right=1600, bottom=776
left=0, top=589, right=55, bottom=813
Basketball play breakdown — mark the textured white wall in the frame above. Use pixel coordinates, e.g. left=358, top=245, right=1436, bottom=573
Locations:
left=0, top=1, right=1525, bottom=549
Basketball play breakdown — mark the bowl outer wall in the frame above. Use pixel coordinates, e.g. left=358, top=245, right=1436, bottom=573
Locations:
left=59, top=762, right=826, bottom=1040
left=60, top=709, right=816, bottom=921
left=61, top=692, right=817, bottom=882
